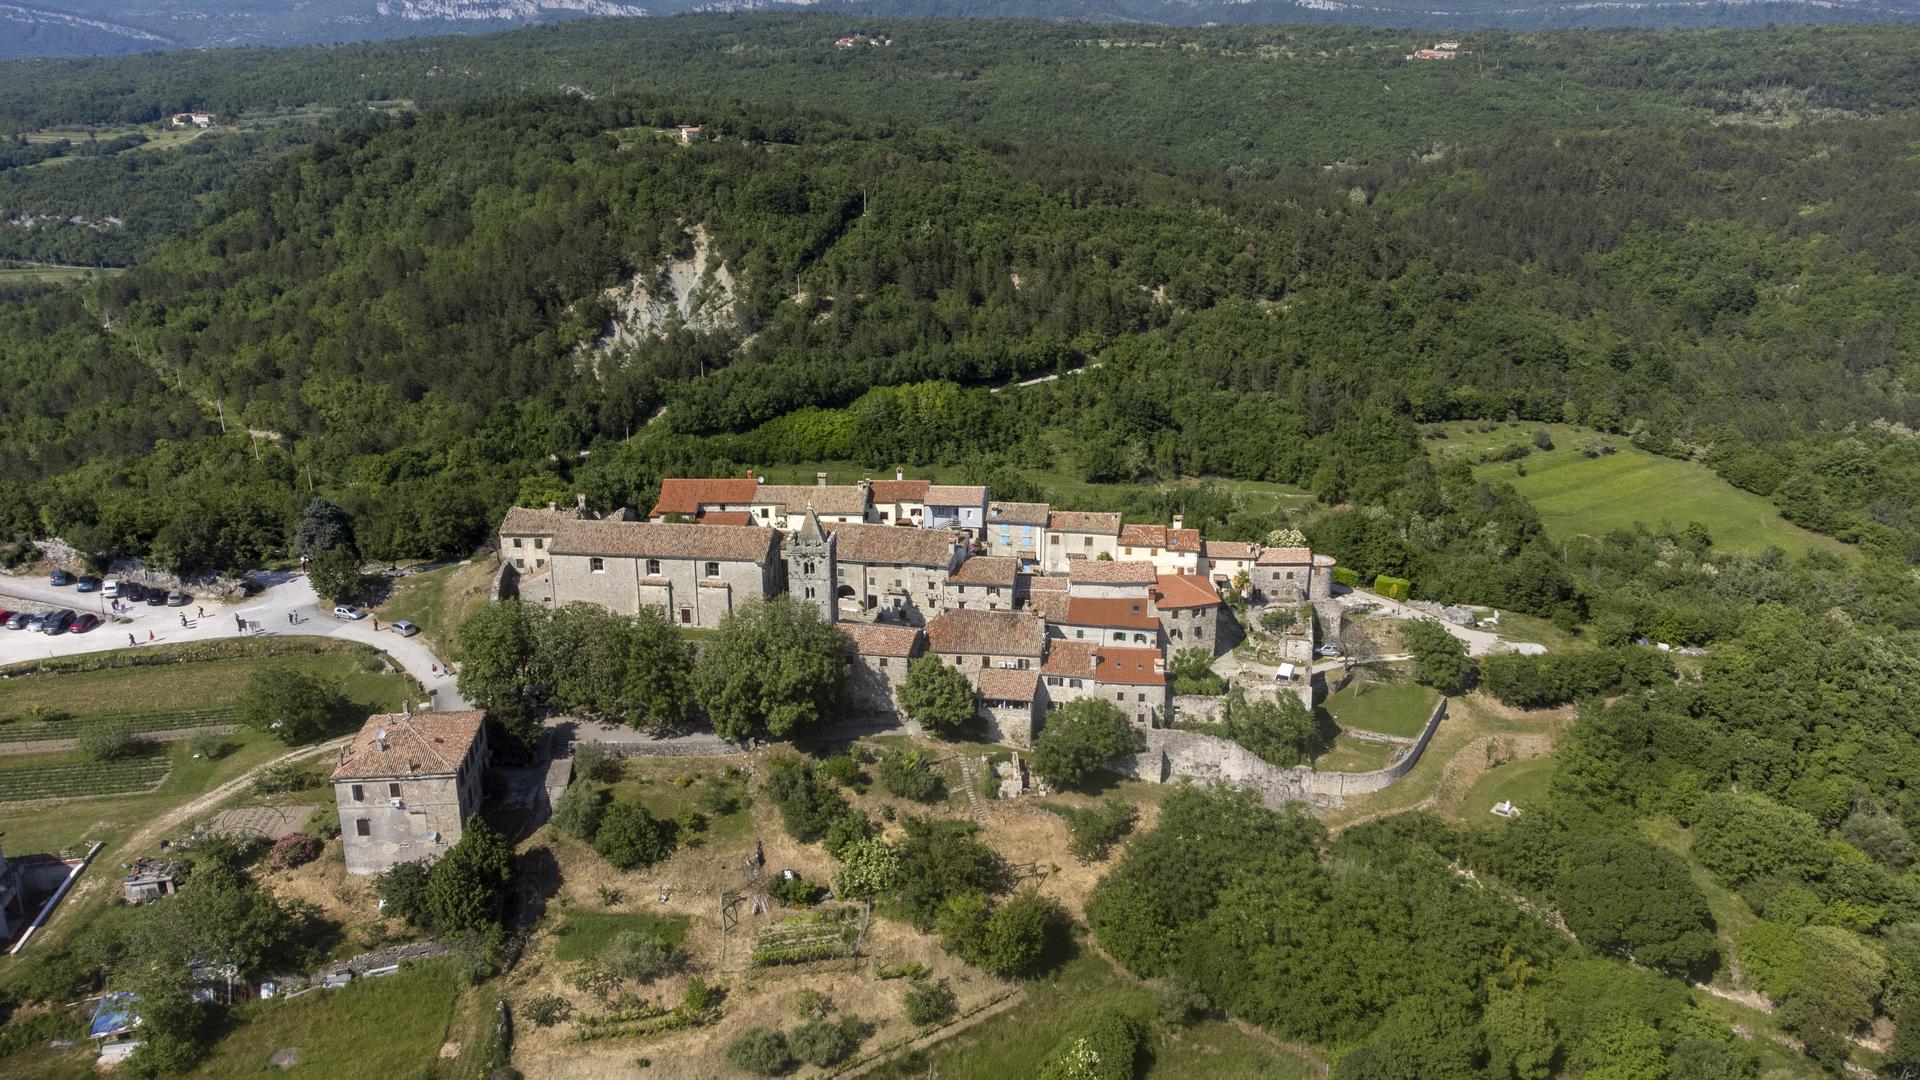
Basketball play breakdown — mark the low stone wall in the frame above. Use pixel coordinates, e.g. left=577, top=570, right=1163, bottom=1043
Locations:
left=1110, top=696, right=1449, bottom=809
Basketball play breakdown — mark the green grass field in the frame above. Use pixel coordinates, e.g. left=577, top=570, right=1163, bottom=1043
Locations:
left=1313, top=736, right=1397, bottom=773
left=186, top=961, right=464, bottom=1078
left=871, top=944, right=1315, bottom=1079
left=1320, top=680, right=1440, bottom=739
left=371, top=558, right=497, bottom=663
left=1456, top=756, right=1558, bottom=830
left=548, top=910, right=689, bottom=962
left=0, top=266, right=119, bottom=285
left=1428, top=422, right=1849, bottom=558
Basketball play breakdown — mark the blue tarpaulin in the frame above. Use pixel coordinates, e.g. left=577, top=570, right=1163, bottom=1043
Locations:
left=89, top=992, right=139, bottom=1039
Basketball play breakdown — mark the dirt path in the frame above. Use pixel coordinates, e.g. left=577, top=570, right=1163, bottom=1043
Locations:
left=126, top=735, right=352, bottom=851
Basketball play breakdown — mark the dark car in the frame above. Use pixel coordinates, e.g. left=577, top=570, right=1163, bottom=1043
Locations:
left=119, top=583, right=146, bottom=602
left=41, top=610, right=74, bottom=634
left=74, top=576, right=101, bottom=593
left=146, top=590, right=168, bottom=607
left=68, top=613, right=100, bottom=633
left=49, top=569, right=73, bottom=586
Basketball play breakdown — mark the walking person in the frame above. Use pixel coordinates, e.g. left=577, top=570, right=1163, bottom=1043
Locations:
left=128, top=632, right=136, bottom=647
left=179, top=613, right=187, bottom=627
left=146, top=630, right=154, bottom=642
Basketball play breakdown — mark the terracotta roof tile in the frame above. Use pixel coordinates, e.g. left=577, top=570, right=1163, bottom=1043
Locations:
left=695, top=511, right=754, bottom=526
left=1061, top=597, right=1160, bottom=630
left=950, top=557, right=1020, bottom=586
left=1029, top=591, right=1072, bottom=622
left=1068, top=561, right=1159, bottom=586
left=500, top=505, right=588, bottom=536
left=1150, top=574, right=1222, bottom=610
left=651, top=478, right=759, bottom=517
left=827, top=523, right=960, bottom=567
left=550, top=520, right=778, bottom=563
left=331, top=711, right=486, bottom=781
left=1041, top=640, right=1100, bottom=678
left=838, top=623, right=922, bottom=659
left=987, top=501, right=1050, bottom=526
left=869, top=479, right=931, bottom=503
left=1095, top=647, right=1166, bottom=686
left=924, top=484, right=987, bottom=506
left=1203, top=540, right=1259, bottom=560
left=927, top=610, right=1045, bottom=657
left=1256, top=546, right=1314, bottom=566
left=752, top=484, right=870, bottom=516
left=1047, top=510, right=1122, bottom=535
left=976, top=667, right=1040, bottom=702
left=1024, top=574, right=1068, bottom=593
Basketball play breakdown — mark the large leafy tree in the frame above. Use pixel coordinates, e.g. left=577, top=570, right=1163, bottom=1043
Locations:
left=894, top=816, right=1003, bottom=928
left=895, top=654, right=975, bottom=736
left=592, top=801, right=673, bottom=870
left=235, top=666, right=346, bottom=744
left=308, top=544, right=365, bottom=606
left=1220, top=690, right=1318, bottom=768
left=294, top=497, right=356, bottom=558
left=1401, top=618, right=1474, bottom=695
left=620, top=607, right=696, bottom=730
left=456, top=600, right=541, bottom=711
left=424, top=815, right=516, bottom=935
left=693, top=597, right=847, bottom=742
left=535, top=603, right=635, bottom=718
left=1031, top=699, right=1144, bottom=789
left=1554, top=833, right=1717, bottom=976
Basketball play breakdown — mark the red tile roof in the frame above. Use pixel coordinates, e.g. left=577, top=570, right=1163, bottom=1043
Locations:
left=1118, top=524, right=1202, bottom=553
left=988, top=501, right=1050, bottom=526
left=927, top=610, right=1046, bottom=657
left=1041, top=640, right=1100, bottom=678
left=1068, top=561, right=1159, bottom=586
left=976, top=667, right=1040, bottom=703
left=1203, top=540, right=1259, bottom=561
left=950, top=556, right=1020, bottom=587
left=550, top=520, right=779, bottom=563
left=695, top=511, right=754, bottom=526
left=827, top=523, right=959, bottom=567
left=1061, top=597, right=1159, bottom=630
left=1024, top=574, right=1068, bottom=593
left=651, top=478, right=759, bottom=517
left=1047, top=510, right=1122, bottom=535
left=1256, top=546, right=1314, bottom=566
left=1095, top=647, right=1166, bottom=686
left=839, top=623, right=922, bottom=659
left=1151, top=574, right=1222, bottom=610
left=869, top=479, right=931, bottom=503
left=331, top=711, right=486, bottom=781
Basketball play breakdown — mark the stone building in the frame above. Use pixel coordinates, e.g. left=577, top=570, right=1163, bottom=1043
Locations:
left=1117, top=518, right=1204, bottom=575
left=944, top=556, right=1021, bottom=611
left=749, top=482, right=870, bottom=530
left=332, top=711, right=488, bottom=875
left=1040, top=642, right=1169, bottom=727
left=497, top=496, right=597, bottom=574
left=1151, top=574, right=1230, bottom=657
left=868, top=477, right=931, bottom=527
left=1043, top=511, right=1122, bottom=571
left=541, top=520, right=781, bottom=628
left=1065, top=560, right=1158, bottom=600
left=924, top=485, right=989, bottom=536
left=985, top=501, right=1049, bottom=561
left=1052, top=597, right=1162, bottom=649
left=1253, top=547, right=1336, bottom=604
left=1201, top=540, right=1259, bottom=593
left=839, top=623, right=922, bottom=714
left=648, top=477, right=760, bottom=522
left=828, top=523, right=964, bottom=624
left=786, top=509, right=837, bottom=623
left=927, top=609, right=1046, bottom=671
left=976, top=668, right=1042, bottom=747
left=1024, top=574, right=1071, bottom=623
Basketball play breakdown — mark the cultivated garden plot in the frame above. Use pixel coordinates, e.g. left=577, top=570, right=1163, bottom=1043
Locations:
left=0, top=755, right=170, bottom=801
left=0, top=704, right=239, bottom=745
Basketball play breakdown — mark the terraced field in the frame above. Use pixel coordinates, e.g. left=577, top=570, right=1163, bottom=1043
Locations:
left=0, top=704, right=237, bottom=745
left=0, top=756, right=170, bottom=801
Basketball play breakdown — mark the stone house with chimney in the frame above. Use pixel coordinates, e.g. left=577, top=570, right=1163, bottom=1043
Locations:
left=1201, top=540, right=1259, bottom=593
left=985, top=501, right=1049, bottom=561
left=976, top=667, right=1042, bottom=747
left=648, top=477, right=760, bottom=523
left=868, top=476, right=931, bottom=527
left=332, top=710, right=488, bottom=875
left=1117, top=519, right=1204, bottom=575
left=944, top=556, right=1021, bottom=611
left=1065, top=560, right=1159, bottom=600
left=1043, top=511, right=1122, bottom=571
left=1253, top=547, right=1336, bottom=604
left=1151, top=574, right=1230, bottom=657
left=498, top=495, right=624, bottom=574
left=538, top=520, right=781, bottom=628
left=828, top=523, right=964, bottom=624
left=927, top=609, right=1047, bottom=672
left=1039, top=642, right=1169, bottom=727
left=839, top=623, right=922, bottom=713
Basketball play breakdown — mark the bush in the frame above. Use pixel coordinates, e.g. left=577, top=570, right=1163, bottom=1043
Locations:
left=937, top=891, right=1059, bottom=977
left=1047, top=798, right=1139, bottom=862
left=185, top=733, right=226, bottom=760
left=551, top=781, right=605, bottom=841
left=1531, top=427, right=1555, bottom=451
left=770, top=874, right=819, bottom=908
left=1258, top=607, right=1297, bottom=634
left=305, top=806, right=341, bottom=840
left=788, top=1017, right=863, bottom=1068
left=764, top=756, right=853, bottom=842
left=1372, top=574, right=1411, bottom=602
left=572, top=741, right=623, bottom=783
left=1032, top=700, right=1143, bottom=789
left=903, top=981, right=956, bottom=1026
left=817, top=753, right=861, bottom=787
left=77, top=717, right=139, bottom=761
left=1155, top=976, right=1211, bottom=1026
left=1332, top=566, right=1360, bottom=588
left=877, top=748, right=943, bottom=802
left=1038, top=1010, right=1146, bottom=1080
left=376, top=860, right=433, bottom=926
left=1401, top=619, right=1474, bottom=695
left=1168, top=647, right=1226, bottom=695
left=592, top=802, right=673, bottom=870
left=726, top=1027, right=794, bottom=1076
left=524, top=994, right=573, bottom=1028
left=602, top=931, right=681, bottom=982
left=265, top=834, right=322, bottom=871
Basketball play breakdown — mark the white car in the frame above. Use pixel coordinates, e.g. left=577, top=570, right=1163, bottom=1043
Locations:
left=333, top=605, right=366, bottom=621
left=101, top=578, right=121, bottom=599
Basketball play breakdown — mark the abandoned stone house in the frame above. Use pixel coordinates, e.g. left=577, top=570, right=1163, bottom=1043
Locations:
left=944, top=556, right=1021, bottom=611
left=1253, top=547, right=1336, bottom=604
left=839, top=623, right=922, bottom=713
left=332, top=710, right=488, bottom=876
left=1043, top=510, right=1122, bottom=571
left=828, top=522, right=966, bottom=625
left=927, top=608, right=1047, bottom=672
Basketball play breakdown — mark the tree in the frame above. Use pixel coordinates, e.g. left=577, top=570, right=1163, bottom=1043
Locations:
left=1037, top=1010, right=1145, bottom=1080
left=832, top=838, right=900, bottom=900
left=903, top=981, right=955, bottom=1026
left=764, top=755, right=853, bottom=843
left=1554, top=833, right=1717, bottom=975
left=620, top=607, right=695, bottom=729
left=1032, top=700, right=1144, bottom=789
left=895, top=816, right=1003, bottom=927
left=550, top=781, right=604, bottom=841
left=789, top=1016, right=862, bottom=1068
left=726, top=1027, right=794, bottom=1076
left=308, top=544, right=365, bottom=606
left=877, top=748, right=943, bottom=802
left=1168, top=648, right=1226, bottom=695
left=424, top=815, right=515, bottom=934
left=535, top=603, right=635, bottom=719
left=938, top=891, right=1058, bottom=977
left=456, top=600, right=541, bottom=711
left=896, top=654, right=976, bottom=736
left=235, top=666, right=345, bottom=744
left=78, top=716, right=138, bottom=760
left=1401, top=618, right=1474, bottom=695
left=376, top=861, right=433, bottom=926
left=694, top=597, right=848, bottom=742
left=294, top=498, right=355, bottom=558
left=1220, top=690, right=1317, bottom=767
left=592, top=801, right=673, bottom=870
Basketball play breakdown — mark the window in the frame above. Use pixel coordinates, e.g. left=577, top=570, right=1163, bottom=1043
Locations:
left=1197, top=626, right=1206, bottom=639
left=980, top=657, right=988, bottom=667
left=704, top=562, right=720, bottom=578
left=389, top=783, right=402, bottom=799
left=351, top=784, right=364, bottom=802
left=893, top=578, right=902, bottom=588
left=1171, top=629, right=1183, bottom=640
left=1017, top=658, right=1029, bottom=669
left=878, top=658, right=888, bottom=668
left=988, top=587, right=1000, bottom=597
left=1049, top=535, right=1060, bottom=545
left=804, top=587, right=816, bottom=599
left=1071, top=679, right=1083, bottom=689
left=514, top=558, right=524, bottom=569
left=837, top=567, right=846, bottom=578
left=1138, top=693, right=1147, bottom=702
left=1115, top=692, right=1125, bottom=701
left=680, top=609, right=691, bottom=624
left=646, top=559, right=661, bottom=575
left=1083, top=538, right=1093, bottom=549
left=1074, top=629, right=1085, bottom=640
left=512, top=537, right=524, bottom=548
left=534, top=538, right=544, bottom=549
left=589, top=557, right=605, bottom=573
left=803, top=561, right=814, bottom=575
left=355, top=819, right=371, bottom=837
left=1048, top=676, right=1061, bottom=686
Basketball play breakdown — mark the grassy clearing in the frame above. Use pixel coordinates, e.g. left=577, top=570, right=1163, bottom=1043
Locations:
left=872, top=944, right=1315, bottom=1079
left=0, top=266, right=117, bottom=285
left=1313, top=737, right=1397, bottom=773
left=1321, top=680, right=1439, bottom=739
left=0, top=643, right=406, bottom=721
left=549, top=910, right=690, bottom=962
left=603, top=762, right=757, bottom=846
left=1454, top=756, right=1557, bottom=829
left=1428, top=422, right=1848, bottom=558
left=0, top=752, right=172, bottom=801
left=371, top=557, right=497, bottom=663
left=186, top=961, right=464, bottom=1078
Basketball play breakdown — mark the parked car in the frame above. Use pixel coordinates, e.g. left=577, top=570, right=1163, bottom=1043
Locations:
left=5, top=611, right=29, bottom=630
left=119, top=583, right=146, bottom=602
left=74, top=576, right=101, bottom=593
left=166, top=590, right=189, bottom=607
left=42, top=610, right=75, bottom=634
left=333, top=606, right=366, bottom=621
left=49, top=569, right=72, bottom=586
left=145, top=590, right=168, bottom=607
left=389, top=620, right=419, bottom=637
left=0, top=610, right=12, bottom=624
left=102, top=578, right=121, bottom=598
left=68, top=613, right=100, bottom=633
left=1315, top=645, right=1342, bottom=657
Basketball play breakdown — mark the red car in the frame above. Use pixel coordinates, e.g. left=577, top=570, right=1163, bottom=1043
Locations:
left=67, top=613, right=101, bottom=634
left=0, top=610, right=13, bottom=623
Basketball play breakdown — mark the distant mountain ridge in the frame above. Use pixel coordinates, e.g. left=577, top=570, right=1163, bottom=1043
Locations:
left=5, top=0, right=1918, bottom=60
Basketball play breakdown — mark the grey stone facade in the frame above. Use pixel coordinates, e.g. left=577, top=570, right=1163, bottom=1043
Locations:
left=332, top=712, right=488, bottom=876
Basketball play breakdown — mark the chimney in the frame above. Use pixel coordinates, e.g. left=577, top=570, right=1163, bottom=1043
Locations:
left=745, top=467, right=754, bottom=480
left=895, top=466, right=905, bottom=481
left=547, top=501, right=557, bottom=512
left=1172, top=514, right=1184, bottom=531
left=576, top=493, right=588, bottom=512
left=815, top=472, right=828, bottom=487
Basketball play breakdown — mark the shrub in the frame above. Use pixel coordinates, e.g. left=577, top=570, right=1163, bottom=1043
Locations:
left=77, top=717, right=139, bottom=761
left=524, top=994, right=573, bottom=1028
left=1401, top=618, right=1474, bottom=694
left=903, top=981, right=956, bottom=1027
left=818, top=753, right=861, bottom=787
left=305, top=806, right=341, bottom=840
left=1168, top=648, right=1226, bottom=695
left=551, top=781, right=604, bottom=841
left=1258, top=607, right=1297, bottom=634
left=878, top=748, right=944, bottom=802
left=1332, top=566, right=1360, bottom=588
left=698, top=770, right=749, bottom=815
left=1155, top=976, right=1211, bottom=1026
left=1038, top=1010, right=1145, bottom=1080
left=265, top=833, right=323, bottom=871
left=602, top=931, right=681, bottom=982
left=789, top=1017, right=863, bottom=1068
left=1046, top=798, right=1139, bottom=862
left=937, top=891, right=1059, bottom=977
left=572, top=741, right=623, bottom=783
left=1531, top=427, right=1555, bottom=451
left=376, top=860, right=433, bottom=926
left=822, top=809, right=874, bottom=859
left=1372, top=574, right=1411, bottom=602
left=726, top=1027, right=794, bottom=1076
left=186, top=733, right=226, bottom=760
left=770, top=874, right=819, bottom=908
left=831, top=838, right=901, bottom=901
left=592, top=802, right=673, bottom=870
left=764, top=756, right=853, bottom=842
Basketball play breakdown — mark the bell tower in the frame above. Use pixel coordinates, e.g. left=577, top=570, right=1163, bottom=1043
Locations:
left=787, top=505, right=837, bottom=623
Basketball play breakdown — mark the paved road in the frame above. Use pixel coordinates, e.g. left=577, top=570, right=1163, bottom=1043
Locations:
left=0, top=572, right=468, bottom=709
